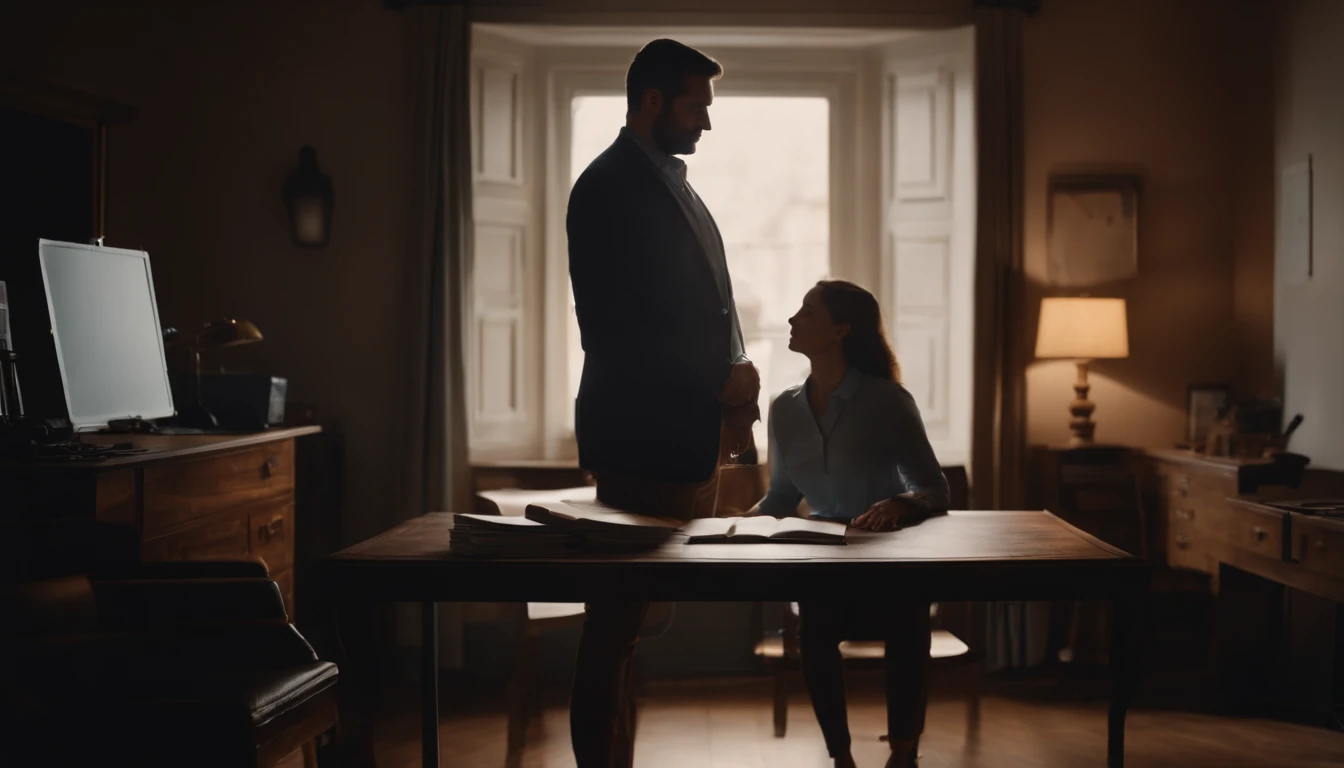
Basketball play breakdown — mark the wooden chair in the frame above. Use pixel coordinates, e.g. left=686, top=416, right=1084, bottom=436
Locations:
left=492, top=447, right=749, bottom=767
left=505, top=602, right=586, bottom=761
left=753, top=467, right=982, bottom=743
left=471, top=478, right=596, bottom=765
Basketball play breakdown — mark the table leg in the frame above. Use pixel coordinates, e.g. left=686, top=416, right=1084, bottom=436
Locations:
left=423, top=601, right=440, bottom=768
left=330, top=593, right=379, bottom=768
left=1108, top=594, right=1140, bottom=768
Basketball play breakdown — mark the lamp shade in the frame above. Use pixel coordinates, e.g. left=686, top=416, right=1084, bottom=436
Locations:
left=196, top=318, right=263, bottom=351
left=1034, top=297, right=1129, bottom=359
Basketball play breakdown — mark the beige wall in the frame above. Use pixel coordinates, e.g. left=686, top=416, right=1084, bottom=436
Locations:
left=1274, top=0, right=1344, bottom=470
left=4, top=0, right=418, bottom=543
left=1022, top=0, right=1275, bottom=450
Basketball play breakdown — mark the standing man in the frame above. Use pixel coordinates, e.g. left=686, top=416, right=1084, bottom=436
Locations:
left=566, top=39, right=760, bottom=767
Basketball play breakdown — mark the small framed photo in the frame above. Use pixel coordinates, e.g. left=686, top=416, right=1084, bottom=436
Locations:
left=1047, top=174, right=1140, bottom=287
left=1187, top=384, right=1230, bottom=447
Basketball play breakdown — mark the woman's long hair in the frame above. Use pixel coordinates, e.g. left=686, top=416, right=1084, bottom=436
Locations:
left=814, top=280, right=901, bottom=383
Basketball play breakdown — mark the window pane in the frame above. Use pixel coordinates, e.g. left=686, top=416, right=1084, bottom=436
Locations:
left=569, top=95, right=830, bottom=454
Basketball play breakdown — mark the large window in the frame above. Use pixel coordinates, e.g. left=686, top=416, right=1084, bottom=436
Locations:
left=469, top=27, right=976, bottom=467
left=568, top=95, right=831, bottom=450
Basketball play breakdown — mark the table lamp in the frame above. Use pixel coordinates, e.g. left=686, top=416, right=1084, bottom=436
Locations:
left=1034, top=297, right=1129, bottom=446
left=164, top=318, right=264, bottom=428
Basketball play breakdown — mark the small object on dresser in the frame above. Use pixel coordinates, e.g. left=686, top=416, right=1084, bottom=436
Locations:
left=1205, top=395, right=1284, bottom=458
left=1186, top=384, right=1229, bottom=449
left=1265, top=499, right=1344, bottom=518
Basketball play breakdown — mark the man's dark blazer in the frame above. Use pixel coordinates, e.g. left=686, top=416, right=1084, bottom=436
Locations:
left=567, top=133, right=735, bottom=484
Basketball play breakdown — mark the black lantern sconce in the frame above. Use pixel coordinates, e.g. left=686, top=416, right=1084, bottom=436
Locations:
left=282, top=145, right=334, bottom=248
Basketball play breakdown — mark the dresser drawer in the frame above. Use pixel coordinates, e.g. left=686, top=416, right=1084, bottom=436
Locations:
left=143, top=441, right=295, bottom=534
left=249, top=501, right=295, bottom=575
left=1166, top=468, right=1236, bottom=511
left=1201, top=502, right=1286, bottom=560
left=1166, top=507, right=1214, bottom=573
left=142, top=513, right=251, bottom=562
left=1291, top=516, right=1344, bottom=578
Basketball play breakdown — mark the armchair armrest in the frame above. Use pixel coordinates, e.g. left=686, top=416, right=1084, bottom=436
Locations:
left=94, top=578, right=288, bottom=629
left=125, top=623, right=322, bottom=687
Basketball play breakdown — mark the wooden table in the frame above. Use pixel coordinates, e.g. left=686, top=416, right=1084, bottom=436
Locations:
left=323, top=510, right=1150, bottom=768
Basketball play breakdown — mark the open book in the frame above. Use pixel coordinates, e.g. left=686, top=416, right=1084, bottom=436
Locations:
left=684, top=516, right=848, bottom=545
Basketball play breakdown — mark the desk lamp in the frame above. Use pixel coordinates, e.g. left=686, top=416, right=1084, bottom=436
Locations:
left=164, top=318, right=263, bottom=428
left=1034, top=297, right=1129, bottom=446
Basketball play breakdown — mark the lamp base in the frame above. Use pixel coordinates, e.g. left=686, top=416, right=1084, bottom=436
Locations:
left=1068, top=360, right=1097, bottom=446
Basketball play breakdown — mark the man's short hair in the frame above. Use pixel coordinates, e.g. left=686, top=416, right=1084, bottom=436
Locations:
left=625, top=39, right=723, bottom=114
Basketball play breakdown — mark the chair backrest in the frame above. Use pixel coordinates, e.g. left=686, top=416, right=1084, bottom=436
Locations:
left=942, top=465, right=969, bottom=511
left=933, top=465, right=978, bottom=651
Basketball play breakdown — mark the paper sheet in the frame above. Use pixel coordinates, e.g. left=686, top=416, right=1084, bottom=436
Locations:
left=1280, top=158, right=1313, bottom=286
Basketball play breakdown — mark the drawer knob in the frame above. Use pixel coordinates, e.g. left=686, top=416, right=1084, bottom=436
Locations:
left=1317, top=539, right=1326, bottom=551
left=1253, top=526, right=1267, bottom=542
left=258, top=517, right=285, bottom=543
left=1175, top=533, right=1190, bottom=549
left=262, top=456, right=279, bottom=478
left=1175, top=508, right=1194, bottom=521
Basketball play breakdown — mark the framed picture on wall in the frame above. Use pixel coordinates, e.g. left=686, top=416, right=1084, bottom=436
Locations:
left=1047, top=174, right=1140, bottom=287
left=1187, top=384, right=1230, bottom=447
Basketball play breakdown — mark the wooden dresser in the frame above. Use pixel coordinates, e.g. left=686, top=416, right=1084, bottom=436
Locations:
left=1146, top=449, right=1344, bottom=599
left=1, top=427, right=321, bottom=617
left=1146, top=450, right=1344, bottom=719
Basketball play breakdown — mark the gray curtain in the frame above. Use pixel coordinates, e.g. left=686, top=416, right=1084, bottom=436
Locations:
left=401, top=3, right=474, bottom=670
left=971, top=2, right=1050, bottom=671
left=405, top=3, right=473, bottom=525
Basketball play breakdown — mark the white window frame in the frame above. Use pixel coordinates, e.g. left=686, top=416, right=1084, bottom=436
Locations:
left=467, top=26, right=976, bottom=468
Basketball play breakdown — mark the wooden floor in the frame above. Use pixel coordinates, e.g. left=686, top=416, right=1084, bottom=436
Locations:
left=370, top=675, right=1344, bottom=768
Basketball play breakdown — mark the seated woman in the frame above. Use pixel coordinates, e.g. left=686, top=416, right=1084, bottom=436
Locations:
left=751, top=280, right=949, bottom=768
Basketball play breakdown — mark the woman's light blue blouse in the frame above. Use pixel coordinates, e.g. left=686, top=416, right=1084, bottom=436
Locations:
left=757, top=367, right=950, bottom=521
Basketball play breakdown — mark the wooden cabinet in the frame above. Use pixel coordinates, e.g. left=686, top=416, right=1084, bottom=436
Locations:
left=142, top=441, right=296, bottom=532
left=1145, top=450, right=1344, bottom=602
left=1, top=427, right=319, bottom=618
left=1147, top=450, right=1264, bottom=577
left=1027, top=444, right=1145, bottom=556
left=1292, top=515, right=1344, bottom=579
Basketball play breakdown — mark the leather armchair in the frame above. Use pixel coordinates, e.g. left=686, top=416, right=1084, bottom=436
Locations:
left=1, top=526, right=338, bottom=768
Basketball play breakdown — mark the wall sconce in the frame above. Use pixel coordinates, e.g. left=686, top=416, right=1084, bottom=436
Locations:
left=282, top=145, right=334, bottom=248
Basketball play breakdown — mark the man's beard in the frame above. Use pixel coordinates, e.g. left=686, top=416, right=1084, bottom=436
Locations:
left=651, top=111, right=697, bottom=155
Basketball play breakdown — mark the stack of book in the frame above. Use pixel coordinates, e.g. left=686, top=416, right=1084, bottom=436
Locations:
left=448, top=514, right=581, bottom=558
left=523, top=498, right=683, bottom=550
left=453, top=487, right=682, bottom=557
left=474, top=486, right=598, bottom=517
left=455, top=487, right=849, bottom=557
